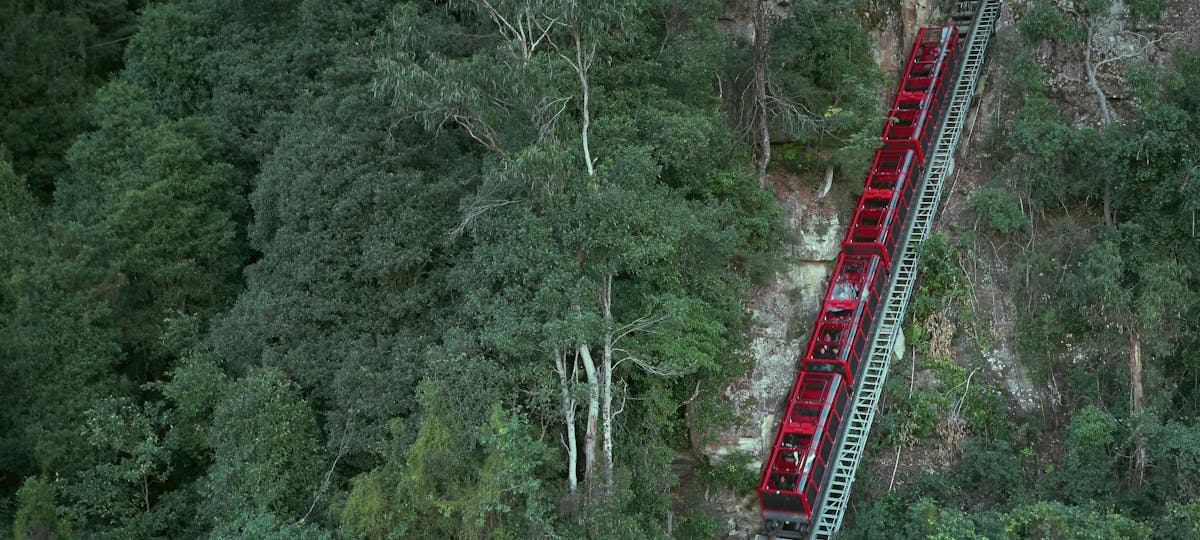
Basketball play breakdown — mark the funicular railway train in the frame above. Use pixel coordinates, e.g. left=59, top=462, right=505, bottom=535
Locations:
left=756, top=26, right=961, bottom=538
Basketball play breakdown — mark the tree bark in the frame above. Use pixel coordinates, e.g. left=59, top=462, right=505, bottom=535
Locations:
left=579, top=343, right=600, bottom=490
left=573, top=30, right=596, bottom=179
left=554, top=348, right=579, bottom=494
left=600, top=275, right=615, bottom=493
left=818, top=166, right=834, bottom=199
left=1103, top=179, right=1115, bottom=228
left=753, top=0, right=771, bottom=188
left=1129, top=330, right=1147, bottom=489
left=1084, top=24, right=1113, bottom=127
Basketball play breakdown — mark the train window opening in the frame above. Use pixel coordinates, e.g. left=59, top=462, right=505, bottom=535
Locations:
left=801, top=379, right=828, bottom=393
left=854, top=217, right=883, bottom=230
left=791, top=406, right=822, bottom=420
left=873, top=176, right=898, bottom=188
left=851, top=232, right=876, bottom=244
left=770, top=473, right=798, bottom=492
left=808, top=362, right=836, bottom=373
left=813, top=344, right=841, bottom=359
left=905, top=77, right=933, bottom=91
left=857, top=208, right=886, bottom=219
left=853, top=218, right=880, bottom=229
left=776, top=453, right=801, bottom=473
left=825, top=309, right=851, bottom=323
left=832, top=280, right=859, bottom=301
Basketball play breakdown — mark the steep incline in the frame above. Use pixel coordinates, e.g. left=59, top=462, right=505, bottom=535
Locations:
left=807, top=1, right=1003, bottom=538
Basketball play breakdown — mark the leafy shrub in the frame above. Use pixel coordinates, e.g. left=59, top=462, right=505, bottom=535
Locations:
left=970, top=187, right=1029, bottom=234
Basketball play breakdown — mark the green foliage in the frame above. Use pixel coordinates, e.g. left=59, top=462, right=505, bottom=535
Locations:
left=55, top=79, right=246, bottom=383
left=0, top=0, right=136, bottom=199
left=1148, top=419, right=1200, bottom=502
left=878, top=355, right=1011, bottom=448
left=346, top=384, right=556, bottom=539
left=1127, top=0, right=1164, bottom=23
left=1018, top=0, right=1083, bottom=45
left=998, top=41, right=1051, bottom=106
left=154, top=351, right=230, bottom=457
left=752, top=0, right=883, bottom=176
left=339, top=470, right=399, bottom=540
left=1016, top=304, right=1068, bottom=384
left=1, top=221, right=129, bottom=475
left=1003, top=500, right=1150, bottom=539
left=952, top=438, right=1022, bottom=506
left=12, top=477, right=77, bottom=540
left=969, top=187, right=1030, bottom=234
left=843, top=492, right=984, bottom=540
left=1154, top=502, right=1200, bottom=539
left=695, top=452, right=758, bottom=497
left=203, top=368, right=323, bottom=525
left=1125, top=62, right=1163, bottom=104
left=0, top=150, right=34, bottom=220
left=909, top=232, right=968, bottom=321
left=67, top=397, right=177, bottom=537
left=1064, top=233, right=1194, bottom=359
left=0, top=0, right=801, bottom=536
left=207, top=510, right=332, bottom=540
left=1055, top=406, right=1123, bottom=504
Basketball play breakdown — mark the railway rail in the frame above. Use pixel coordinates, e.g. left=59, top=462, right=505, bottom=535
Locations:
left=755, top=2, right=1003, bottom=538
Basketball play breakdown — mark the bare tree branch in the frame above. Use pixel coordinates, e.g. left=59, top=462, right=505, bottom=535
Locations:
left=448, top=198, right=519, bottom=240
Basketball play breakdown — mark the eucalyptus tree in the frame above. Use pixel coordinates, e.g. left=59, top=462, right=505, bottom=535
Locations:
left=375, top=0, right=774, bottom=514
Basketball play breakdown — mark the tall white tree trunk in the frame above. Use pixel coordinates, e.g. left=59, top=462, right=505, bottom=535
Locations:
left=1084, top=24, right=1113, bottom=128
left=554, top=348, right=579, bottom=494
left=579, top=343, right=600, bottom=489
left=1129, top=330, right=1147, bottom=489
left=573, top=30, right=596, bottom=178
left=600, top=275, right=615, bottom=492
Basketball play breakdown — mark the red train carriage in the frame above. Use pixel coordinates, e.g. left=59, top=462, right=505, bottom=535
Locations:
left=900, top=26, right=960, bottom=118
left=800, top=254, right=885, bottom=386
left=843, top=149, right=920, bottom=265
left=881, top=27, right=959, bottom=162
left=757, top=24, right=962, bottom=537
left=757, top=372, right=846, bottom=524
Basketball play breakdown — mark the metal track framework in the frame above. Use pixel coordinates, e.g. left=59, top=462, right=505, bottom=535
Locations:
left=806, top=1, right=1003, bottom=538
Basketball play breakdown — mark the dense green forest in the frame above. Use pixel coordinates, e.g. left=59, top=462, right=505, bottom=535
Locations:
left=2, top=0, right=1200, bottom=538
left=0, top=0, right=795, bottom=537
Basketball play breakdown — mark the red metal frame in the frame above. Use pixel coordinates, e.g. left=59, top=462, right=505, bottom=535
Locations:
left=800, top=254, right=884, bottom=385
left=757, top=373, right=845, bottom=523
left=843, top=149, right=919, bottom=265
left=881, top=27, right=958, bottom=163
